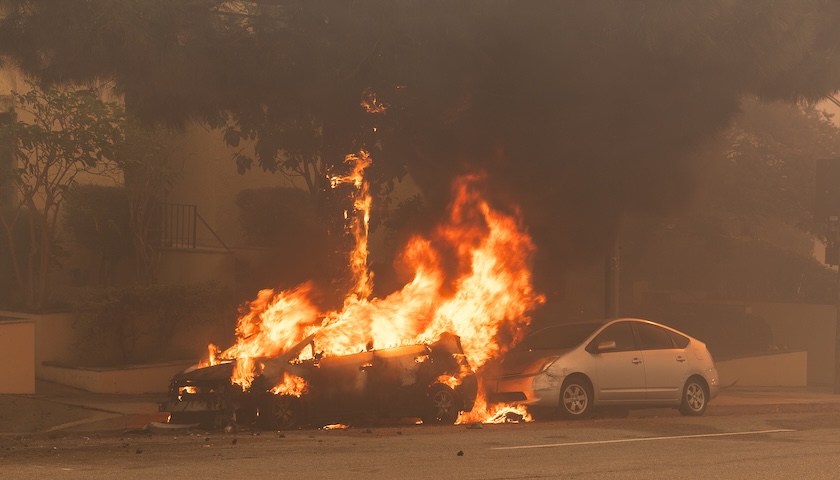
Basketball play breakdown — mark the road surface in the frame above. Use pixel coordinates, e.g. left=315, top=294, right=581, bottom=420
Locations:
left=3, top=410, right=839, bottom=479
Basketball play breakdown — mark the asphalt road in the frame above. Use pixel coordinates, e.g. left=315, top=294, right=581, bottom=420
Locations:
left=3, top=411, right=839, bottom=479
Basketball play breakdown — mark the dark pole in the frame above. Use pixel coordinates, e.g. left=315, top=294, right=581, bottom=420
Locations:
left=605, top=239, right=619, bottom=318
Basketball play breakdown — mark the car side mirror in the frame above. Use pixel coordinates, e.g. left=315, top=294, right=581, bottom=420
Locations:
left=597, top=340, right=617, bottom=352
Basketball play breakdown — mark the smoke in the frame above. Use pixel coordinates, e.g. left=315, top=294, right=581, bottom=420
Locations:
left=374, top=1, right=840, bottom=297
left=4, top=1, right=840, bottom=300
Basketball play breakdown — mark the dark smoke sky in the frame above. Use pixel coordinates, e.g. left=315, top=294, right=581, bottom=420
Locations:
left=3, top=0, right=840, bottom=299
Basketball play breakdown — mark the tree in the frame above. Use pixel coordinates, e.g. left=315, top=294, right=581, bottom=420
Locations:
left=6, top=1, right=840, bottom=298
left=234, top=186, right=331, bottom=292
left=115, top=124, right=179, bottom=285
left=621, top=99, right=840, bottom=305
left=0, top=86, right=125, bottom=309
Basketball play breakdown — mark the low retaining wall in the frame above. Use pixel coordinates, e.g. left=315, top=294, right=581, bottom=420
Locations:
left=0, top=317, right=35, bottom=394
left=39, top=361, right=195, bottom=394
left=715, top=350, right=807, bottom=387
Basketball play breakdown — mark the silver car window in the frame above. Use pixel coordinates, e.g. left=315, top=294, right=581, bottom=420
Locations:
left=517, top=322, right=603, bottom=350
left=667, top=330, right=690, bottom=349
left=589, top=321, right=636, bottom=352
left=637, top=322, right=676, bottom=350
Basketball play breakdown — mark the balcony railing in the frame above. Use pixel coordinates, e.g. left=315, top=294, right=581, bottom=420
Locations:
left=158, top=203, right=229, bottom=250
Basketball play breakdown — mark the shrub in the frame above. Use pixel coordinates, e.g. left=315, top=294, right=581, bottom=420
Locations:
left=63, top=185, right=133, bottom=287
left=72, top=282, right=240, bottom=366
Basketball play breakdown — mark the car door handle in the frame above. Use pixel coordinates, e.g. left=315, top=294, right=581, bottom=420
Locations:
left=632, top=358, right=642, bottom=364
left=676, top=356, right=686, bottom=363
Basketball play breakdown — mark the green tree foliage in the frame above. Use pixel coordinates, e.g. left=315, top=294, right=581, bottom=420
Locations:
left=0, top=86, right=125, bottom=309
left=622, top=99, right=840, bottom=305
left=115, top=124, right=180, bottom=285
left=63, top=184, right=132, bottom=287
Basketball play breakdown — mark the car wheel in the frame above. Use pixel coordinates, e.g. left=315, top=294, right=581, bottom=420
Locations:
left=259, top=394, right=303, bottom=430
left=678, top=377, right=708, bottom=416
left=559, top=377, right=592, bottom=419
left=422, top=384, right=460, bottom=425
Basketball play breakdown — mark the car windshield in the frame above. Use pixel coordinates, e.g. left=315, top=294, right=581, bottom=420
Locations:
left=516, top=322, right=603, bottom=350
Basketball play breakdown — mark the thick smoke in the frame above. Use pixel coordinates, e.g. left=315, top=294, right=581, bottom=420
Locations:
left=3, top=1, right=840, bottom=302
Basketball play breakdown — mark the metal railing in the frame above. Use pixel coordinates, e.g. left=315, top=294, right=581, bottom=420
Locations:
left=158, top=203, right=229, bottom=250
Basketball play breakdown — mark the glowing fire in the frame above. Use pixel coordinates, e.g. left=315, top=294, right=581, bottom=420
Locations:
left=330, top=151, right=374, bottom=299
left=458, top=384, right=533, bottom=424
left=210, top=151, right=544, bottom=422
left=271, top=373, right=308, bottom=397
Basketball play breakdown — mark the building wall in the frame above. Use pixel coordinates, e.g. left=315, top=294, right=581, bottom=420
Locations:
left=163, top=123, right=297, bottom=250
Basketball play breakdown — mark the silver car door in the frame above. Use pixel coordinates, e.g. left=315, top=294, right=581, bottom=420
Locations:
left=636, top=322, right=689, bottom=401
left=587, top=321, right=646, bottom=402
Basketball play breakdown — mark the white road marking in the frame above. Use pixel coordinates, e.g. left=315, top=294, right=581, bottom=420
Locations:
left=489, top=428, right=796, bottom=450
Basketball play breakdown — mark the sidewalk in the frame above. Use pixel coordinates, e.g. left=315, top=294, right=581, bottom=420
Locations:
left=2, top=381, right=840, bottom=436
left=708, top=385, right=840, bottom=415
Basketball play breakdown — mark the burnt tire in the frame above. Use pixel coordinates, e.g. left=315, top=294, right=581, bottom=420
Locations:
left=259, top=394, right=304, bottom=430
left=558, top=376, right=593, bottom=419
left=679, top=377, right=708, bottom=416
left=422, top=384, right=460, bottom=425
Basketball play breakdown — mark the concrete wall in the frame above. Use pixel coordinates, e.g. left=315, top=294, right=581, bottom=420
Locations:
left=157, top=247, right=236, bottom=286
left=39, top=361, right=194, bottom=394
left=0, top=310, right=79, bottom=380
left=715, top=350, right=808, bottom=387
left=164, top=123, right=296, bottom=250
left=0, top=318, right=35, bottom=393
left=746, top=303, right=835, bottom=386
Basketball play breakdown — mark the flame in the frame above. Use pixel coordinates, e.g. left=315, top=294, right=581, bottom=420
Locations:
left=457, top=380, right=533, bottom=424
left=208, top=153, right=544, bottom=423
left=435, top=375, right=462, bottom=390
left=321, top=424, right=349, bottom=430
left=330, top=151, right=374, bottom=299
left=312, top=173, right=543, bottom=361
left=271, top=372, right=309, bottom=397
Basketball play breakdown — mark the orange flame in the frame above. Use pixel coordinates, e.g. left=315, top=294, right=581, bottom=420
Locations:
left=271, top=372, right=309, bottom=397
left=330, top=151, right=374, bottom=299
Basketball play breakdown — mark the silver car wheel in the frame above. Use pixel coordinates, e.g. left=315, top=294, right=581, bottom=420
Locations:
left=559, top=378, right=592, bottom=419
left=679, top=378, right=708, bottom=416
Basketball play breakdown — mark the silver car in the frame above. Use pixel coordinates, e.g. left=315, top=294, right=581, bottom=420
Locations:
left=485, top=318, right=719, bottom=418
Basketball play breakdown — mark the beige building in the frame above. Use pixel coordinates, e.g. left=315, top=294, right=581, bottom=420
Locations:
left=0, top=66, right=302, bottom=294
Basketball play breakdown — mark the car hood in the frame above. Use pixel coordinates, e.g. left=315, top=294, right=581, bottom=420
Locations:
left=488, top=348, right=573, bottom=378
left=172, top=361, right=235, bottom=383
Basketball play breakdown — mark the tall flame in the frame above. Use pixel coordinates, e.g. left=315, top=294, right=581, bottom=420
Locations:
left=330, top=151, right=374, bottom=299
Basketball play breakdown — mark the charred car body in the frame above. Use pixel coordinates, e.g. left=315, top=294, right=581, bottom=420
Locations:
left=160, top=332, right=478, bottom=429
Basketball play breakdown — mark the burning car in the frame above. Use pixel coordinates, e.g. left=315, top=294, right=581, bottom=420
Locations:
left=160, top=332, right=478, bottom=429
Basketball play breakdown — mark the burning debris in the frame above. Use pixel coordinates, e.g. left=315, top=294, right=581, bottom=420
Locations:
left=161, top=149, right=543, bottom=428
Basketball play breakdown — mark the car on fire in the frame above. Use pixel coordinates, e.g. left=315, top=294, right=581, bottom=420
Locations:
left=160, top=332, right=478, bottom=429
left=484, top=318, right=719, bottom=418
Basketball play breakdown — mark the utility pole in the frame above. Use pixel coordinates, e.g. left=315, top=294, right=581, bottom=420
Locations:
left=605, top=239, right=620, bottom=319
